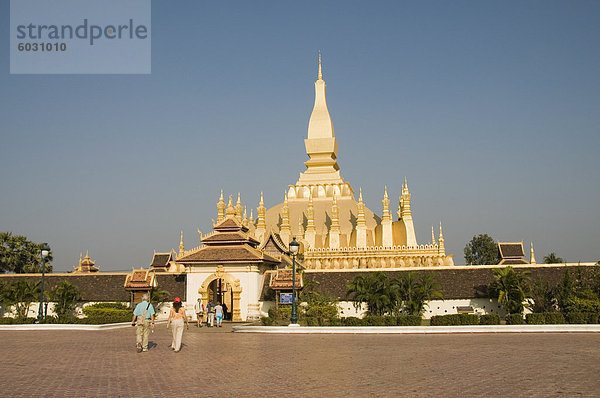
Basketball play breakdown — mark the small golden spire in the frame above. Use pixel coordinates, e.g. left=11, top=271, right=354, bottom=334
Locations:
left=179, top=231, right=185, bottom=256
left=530, top=242, right=537, bottom=264
left=318, top=51, right=323, bottom=80
left=358, top=187, right=363, bottom=202
left=438, top=222, right=445, bottom=254
left=79, top=252, right=82, bottom=267
left=432, top=226, right=435, bottom=244
left=259, top=191, right=264, bottom=207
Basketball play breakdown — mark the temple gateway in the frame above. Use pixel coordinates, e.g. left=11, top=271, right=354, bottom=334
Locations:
left=171, top=56, right=454, bottom=321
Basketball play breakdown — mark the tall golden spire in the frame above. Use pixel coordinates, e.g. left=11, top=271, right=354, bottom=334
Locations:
left=296, top=52, right=342, bottom=187
left=431, top=226, right=435, bottom=244
left=243, top=206, right=248, bottom=227
left=530, top=242, right=537, bottom=264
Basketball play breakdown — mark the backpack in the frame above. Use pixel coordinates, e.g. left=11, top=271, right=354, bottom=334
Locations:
left=136, top=302, right=151, bottom=325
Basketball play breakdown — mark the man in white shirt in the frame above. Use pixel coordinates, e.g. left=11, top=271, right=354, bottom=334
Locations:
left=194, top=297, right=204, bottom=327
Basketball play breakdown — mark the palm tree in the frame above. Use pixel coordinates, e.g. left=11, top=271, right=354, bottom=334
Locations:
left=48, top=281, right=83, bottom=319
left=1, top=280, right=40, bottom=319
left=543, top=252, right=564, bottom=264
left=396, top=272, right=443, bottom=316
left=488, top=267, right=531, bottom=314
left=346, top=272, right=396, bottom=316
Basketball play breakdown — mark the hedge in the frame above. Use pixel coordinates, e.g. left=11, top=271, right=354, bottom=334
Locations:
left=82, top=307, right=131, bottom=324
left=544, top=312, right=565, bottom=324
left=430, top=314, right=479, bottom=326
left=505, top=314, right=525, bottom=325
left=479, top=314, right=501, bottom=325
left=526, top=313, right=545, bottom=324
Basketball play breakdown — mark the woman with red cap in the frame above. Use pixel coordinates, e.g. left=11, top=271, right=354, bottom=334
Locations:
left=167, top=297, right=189, bottom=352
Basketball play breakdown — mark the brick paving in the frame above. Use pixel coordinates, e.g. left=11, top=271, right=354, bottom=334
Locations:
left=1, top=323, right=599, bottom=397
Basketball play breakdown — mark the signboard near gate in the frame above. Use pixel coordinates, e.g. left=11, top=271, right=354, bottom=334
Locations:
left=280, top=293, right=293, bottom=304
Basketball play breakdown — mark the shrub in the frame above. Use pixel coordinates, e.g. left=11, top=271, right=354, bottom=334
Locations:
left=479, top=314, right=501, bottom=325
left=305, top=304, right=338, bottom=320
left=526, top=313, right=545, bottom=324
left=430, top=314, right=479, bottom=326
left=267, top=306, right=292, bottom=321
left=587, top=313, right=599, bottom=324
left=363, top=315, right=386, bottom=326
left=395, top=315, right=422, bottom=326
left=383, top=316, right=397, bottom=326
left=430, top=315, right=452, bottom=326
left=82, top=307, right=131, bottom=324
left=505, top=314, right=525, bottom=325
left=86, top=302, right=128, bottom=310
left=260, top=317, right=274, bottom=326
left=544, top=312, right=565, bottom=324
left=342, top=317, right=362, bottom=326
left=565, top=312, right=588, bottom=324
left=304, top=317, right=318, bottom=326
left=0, top=317, right=37, bottom=324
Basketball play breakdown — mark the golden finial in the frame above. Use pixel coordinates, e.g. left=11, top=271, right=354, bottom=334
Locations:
left=179, top=231, right=185, bottom=255
left=219, top=189, right=224, bottom=201
left=431, top=226, right=435, bottom=244
left=79, top=252, right=82, bottom=266
left=318, top=51, right=323, bottom=80
left=384, top=185, right=388, bottom=199
left=358, top=187, right=363, bottom=202
left=259, top=191, right=264, bottom=206
left=236, top=192, right=241, bottom=207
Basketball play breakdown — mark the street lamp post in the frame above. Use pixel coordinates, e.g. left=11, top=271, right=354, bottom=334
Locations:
left=37, top=244, right=50, bottom=322
left=289, top=237, right=300, bottom=326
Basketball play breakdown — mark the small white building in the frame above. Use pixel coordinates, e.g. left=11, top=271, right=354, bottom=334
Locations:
left=176, top=216, right=288, bottom=321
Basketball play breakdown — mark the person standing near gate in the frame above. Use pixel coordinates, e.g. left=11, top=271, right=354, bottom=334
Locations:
left=214, top=302, right=224, bottom=327
left=194, top=297, right=204, bottom=327
left=131, top=293, right=155, bottom=353
left=205, top=300, right=214, bottom=327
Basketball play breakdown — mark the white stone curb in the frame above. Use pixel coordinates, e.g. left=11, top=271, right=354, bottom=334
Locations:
left=232, top=324, right=600, bottom=334
left=0, top=320, right=167, bottom=331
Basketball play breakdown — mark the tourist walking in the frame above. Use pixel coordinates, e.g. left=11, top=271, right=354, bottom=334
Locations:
left=214, top=302, right=224, bottom=327
left=194, top=297, right=204, bottom=327
left=167, top=297, right=189, bottom=352
left=206, top=301, right=214, bottom=327
left=131, top=293, right=155, bottom=353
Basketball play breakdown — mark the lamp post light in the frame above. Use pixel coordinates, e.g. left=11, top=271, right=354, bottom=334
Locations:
left=37, top=244, right=50, bottom=322
left=289, top=237, right=300, bottom=326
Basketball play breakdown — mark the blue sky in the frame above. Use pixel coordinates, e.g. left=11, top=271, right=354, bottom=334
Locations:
left=1, top=1, right=599, bottom=271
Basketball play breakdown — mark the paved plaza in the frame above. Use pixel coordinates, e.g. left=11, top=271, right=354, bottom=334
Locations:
left=1, top=324, right=599, bottom=397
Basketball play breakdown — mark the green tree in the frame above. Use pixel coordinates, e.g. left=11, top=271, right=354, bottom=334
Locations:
left=464, top=234, right=499, bottom=265
left=346, top=272, right=396, bottom=316
left=0, top=232, right=53, bottom=273
left=0, top=279, right=40, bottom=318
left=530, top=277, right=555, bottom=313
left=48, top=281, right=83, bottom=319
left=543, top=252, right=564, bottom=264
left=554, top=266, right=600, bottom=313
left=487, top=267, right=531, bottom=314
left=396, top=272, right=443, bottom=316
